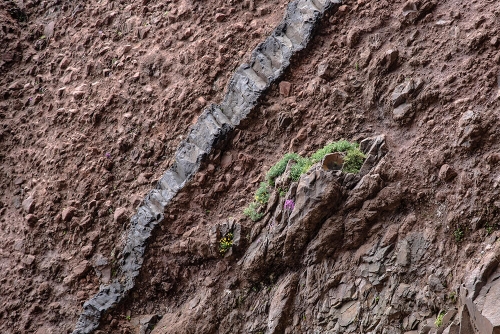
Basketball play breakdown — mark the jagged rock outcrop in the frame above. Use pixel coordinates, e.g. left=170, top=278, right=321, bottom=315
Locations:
left=147, top=131, right=500, bottom=334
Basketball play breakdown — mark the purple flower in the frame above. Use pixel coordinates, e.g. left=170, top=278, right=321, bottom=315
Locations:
left=105, top=152, right=111, bottom=159
left=284, top=199, right=295, bottom=212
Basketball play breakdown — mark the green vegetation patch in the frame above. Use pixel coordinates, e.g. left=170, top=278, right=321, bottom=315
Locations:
left=243, top=140, right=365, bottom=222
left=244, top=202, right=264, bottom=222
left=266, top=153, right=301, bottom=186
left=435, top=311, right=445, bottom=327
left=219, top=232, right=234, bottom=255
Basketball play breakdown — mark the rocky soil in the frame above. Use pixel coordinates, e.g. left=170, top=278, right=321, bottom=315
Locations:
left=1, top=0, right=500, bottom=333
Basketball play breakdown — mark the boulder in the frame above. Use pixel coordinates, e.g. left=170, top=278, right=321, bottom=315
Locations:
left=438, top=164, right=457, bottom=182
left=61, top=206, right=76, bottom=222
left=322, top=153, right=344, bottom=171
left=283, top=166, right=343, bottom=263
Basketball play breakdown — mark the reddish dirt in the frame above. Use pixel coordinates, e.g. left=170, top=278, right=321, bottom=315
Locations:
left=105, top=0, right=500, bottom=331
left=0, top=0, right=287, bottom=332
left=2, top=0, right=500, bottom=333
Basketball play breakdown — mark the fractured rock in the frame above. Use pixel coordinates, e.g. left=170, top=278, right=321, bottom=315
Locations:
left=392, top=80, right=415, bottom=107
left=438, top=164, right=457, bottom=182
left=339, top=301, right=360, bottom=327
left=393, top=103, right=414, bottom=123
left=283, top=166, right=343, bottom=263
left=267, top=273, right=298, bottom=334
left=427, top=274, right=444, bottom=292
left=385, top=49, right=399, bottom=71
left=73, top=260, right=91, bottom=278
left=322, top=153, right=344, bottom=171
left=22, top=196, right=35, bottom=213
left=317, top=61, right=334, bottom=79
left=62, top=206, right=76, bottom=222
left=113, top=207, right=128, bottom=224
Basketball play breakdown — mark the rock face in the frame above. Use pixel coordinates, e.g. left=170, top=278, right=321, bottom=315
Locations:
left=72, top=0, right=342, bottom=332
left=460, top=253, right=500, bottom=334
left=283, top=166, right=343, bottom=263
left=143, top=127, right=499, bottom=334
left=390, top=78, right=423, bottom=124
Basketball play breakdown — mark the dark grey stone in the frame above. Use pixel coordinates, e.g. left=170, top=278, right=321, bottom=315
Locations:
left=158, top=169, right=184, bottom=193
left=174, top=141, right=205, bottom=180
left=186, top=105, right=231, bottom=154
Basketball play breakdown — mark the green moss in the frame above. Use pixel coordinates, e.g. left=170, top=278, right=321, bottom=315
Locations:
left=289, top=155, right=312, bottom=181
left=343, top=148, right=366, bottom=173
left=310, top=140, right=357, bottom=164
left=244, top=202, right=264, bottom=222
left=255, top=182, right=270, bottom=205
left=266, top=153, right=302, bottom=186
left=244, top=140, right=366, bottom=222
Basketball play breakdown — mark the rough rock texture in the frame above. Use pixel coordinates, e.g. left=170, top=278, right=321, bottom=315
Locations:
left=3, top=0, right=500, bottom=333
left=73, top=0, right=341, bottom=332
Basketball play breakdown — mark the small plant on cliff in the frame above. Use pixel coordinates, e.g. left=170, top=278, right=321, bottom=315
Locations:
left=284, top=199, right=295, bottom=212
left=266, top=152, right=302, bottom=186
left=243, top=140, right=365, bottom=222
left=255, top=182, right=270, bottom=205
left=485, top=224, right=495, bottom=236
left=244, top=202, right=264, bottom=222
left=219, top=232, right=234, bottom=255
left=343, top=148, right=366, bottom=173
left=434, top=311, right=445, bottom=327
left=454, top=227, right=464, bottom=242
left=448, top=291, right=457, bottom=303
left=289, top=155, right=312, bottom=181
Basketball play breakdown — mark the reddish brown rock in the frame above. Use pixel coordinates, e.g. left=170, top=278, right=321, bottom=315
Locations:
left=25, top=214, right=38, bottom=226
left=439, top=164, right=457, bottom=182
left=22, top=196, right=35, bottom=213
left=214, top=182, right=226, bottom=193
left=215, top=13, right=227, bottom=22
left=81, top=245, right=94, bottom=258
left=279, top=81, right=291, bottom=97
left=113, top=207, right=128, bottom=224
left=61, top=206, right=76, bottom=222
left=73, top=260, right=90, bottom=278
left=22, top=254, right=36, bottom=266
